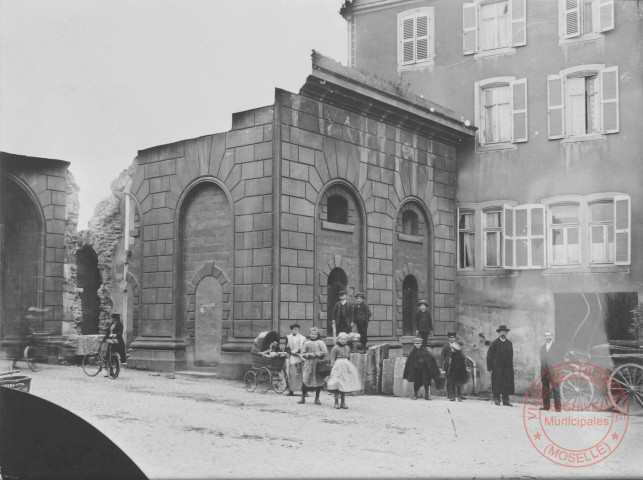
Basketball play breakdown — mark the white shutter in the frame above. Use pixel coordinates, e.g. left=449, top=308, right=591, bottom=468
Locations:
left=416, top=15, right=429, bottom=61
left=463, top=3, right=478, bottom=55
left=547, top=75, right=565, bottom=139
left=600, top=66, right=619, bottom=134
left=402, top=17, right=415, bottom=65
left=563, top=0, right=581, bottom=38
left=530, top=205, right=546, bottom=268
left=502, top=205, right=515, bottom=269
left=511, top=0, right=527, bottom=47
left=511, top=78, right=528, bottom=143
left=614, top=195, right=630, bottom=265
left=598, top=0, right=614, bottom=33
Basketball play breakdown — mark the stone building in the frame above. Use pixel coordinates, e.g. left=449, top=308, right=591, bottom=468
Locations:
left=121, top=54, right=474, bottom=376
left=340, top=0, right=643, bottom=391
left=0, top=152, right=75, bottom=346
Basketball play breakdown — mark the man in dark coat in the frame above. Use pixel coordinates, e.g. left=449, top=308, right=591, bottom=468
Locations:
left=540, top=331, right=565, bottom=412
left=412, top=300, right=433, bottom=347
left=102, top=313, right=126, bottom=365
left=403, top=337, right=440, bottom=400
left=352, top=292, right=372, bottom=352
left=441, top=332, right=457, bottom=400
left=486, top=325, right=515, bottom=406
left=447, top=340, right=469, bottom=402
left=331, top=290, right=353, bottom=335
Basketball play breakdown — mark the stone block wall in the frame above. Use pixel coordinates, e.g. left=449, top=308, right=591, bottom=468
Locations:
left=1, top=154, right=71, bottom=336
left=276, top=89, right=457, bottom=340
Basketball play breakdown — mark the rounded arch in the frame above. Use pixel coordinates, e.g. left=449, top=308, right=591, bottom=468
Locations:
left=175, top=179, right=234, bottom=341
left=393, top=197, right=434, bottom=338
left=314, top=180, right=367, bottom=335
left=0, top=172, right=46, bottom=337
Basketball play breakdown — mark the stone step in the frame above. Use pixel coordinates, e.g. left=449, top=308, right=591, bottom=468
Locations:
left=174, top=369, right=219, bottom=379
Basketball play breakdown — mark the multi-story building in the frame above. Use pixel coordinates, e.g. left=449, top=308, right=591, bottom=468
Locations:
left=340, top=0, right=642, bottom=390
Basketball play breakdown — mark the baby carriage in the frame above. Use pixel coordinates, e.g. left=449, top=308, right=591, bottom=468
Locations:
left=244, top=331, right=288, bottom=394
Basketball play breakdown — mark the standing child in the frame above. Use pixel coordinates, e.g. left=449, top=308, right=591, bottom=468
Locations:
left=299, top=328, right=328, bottom=405
left=447, top=340, right=469, bottom=402
left=326, top=332, right=363, bottom=409
left=284, top=322, right=307, bottom=396
left=403, top=337, right=440, bottom=400
left=352, top=292, right=372, bottom=353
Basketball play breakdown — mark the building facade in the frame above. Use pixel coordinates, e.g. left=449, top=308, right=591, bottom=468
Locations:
left=124, top=54, right=474, bottom=375
left=341, top=0, right=643, bottom=390
left=0, top=153, right=72, bottom=346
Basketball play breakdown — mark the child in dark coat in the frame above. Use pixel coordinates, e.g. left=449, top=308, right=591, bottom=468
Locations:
left=447, top=340, right=469, bottom=402
left=403, top=337, right=440, bottom=400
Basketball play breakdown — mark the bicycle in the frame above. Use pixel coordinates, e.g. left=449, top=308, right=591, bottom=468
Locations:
left=81, top=341, right=121, bottom=379
left=9, top=335, right=40, bottom=372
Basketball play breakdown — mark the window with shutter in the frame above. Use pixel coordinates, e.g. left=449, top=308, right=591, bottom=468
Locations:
left=559, top=0, right=613, bottom=42
left=503, top=204, right=514, bottom=269
left=398, top=8, right=434, bottom=70
left=477, top=77, right=527, bottom=147
left=549, top=65, right=619, bottom=141
left=614, top=195, right=631, bottom=265
left=464, top=0, right=527, bottom=56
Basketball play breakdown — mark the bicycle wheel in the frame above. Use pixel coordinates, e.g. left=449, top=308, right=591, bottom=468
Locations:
left=24, top=345, right=39, bottom=372
left=256, top=367, right=271, bottom=393
left=82, top=353, right=102, bottom=377
left=244, top=371, right=257, bottom=392
left=272, top=369, right=288, bottom=394
left=108, top=354, right=121, bottom=379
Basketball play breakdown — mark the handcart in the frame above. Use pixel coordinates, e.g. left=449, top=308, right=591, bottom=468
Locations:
left=244, top=331, right=288, bottom=394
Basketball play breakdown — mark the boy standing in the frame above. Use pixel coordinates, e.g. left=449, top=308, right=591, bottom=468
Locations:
left=352, top=292, right=372, bottom=352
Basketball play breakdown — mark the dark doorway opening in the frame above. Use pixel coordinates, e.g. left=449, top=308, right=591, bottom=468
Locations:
left=76, top=246, right=101, bottom=335
left=327, top=268, right=347, bottom=335
left=0, top=177, right=43, bottom=338
left=402, top=275, right=419, bottom=336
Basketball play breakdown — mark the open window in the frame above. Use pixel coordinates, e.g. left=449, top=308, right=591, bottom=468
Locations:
left=560, top=0, right=614, bottom=42
left=463, top=0, right=526, bottom=56
left=475, top=77, right=528, bottom=147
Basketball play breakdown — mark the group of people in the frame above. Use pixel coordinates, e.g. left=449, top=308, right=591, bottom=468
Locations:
left=283, top=323, right=362, bottom=409
left=330, top=290, right=372, bottom=352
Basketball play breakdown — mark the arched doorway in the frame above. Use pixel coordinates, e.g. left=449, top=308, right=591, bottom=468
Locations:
left=0, top=177, right=43, bottom=338
left=195, top=276, right=223, bottom=365
left=178, top=181, right=232, bottom=352
left=402, top=275, right=419, bottom=336
left=76, top=246, right=101, bottom=335
left=327, top=268, right=347, bottom=335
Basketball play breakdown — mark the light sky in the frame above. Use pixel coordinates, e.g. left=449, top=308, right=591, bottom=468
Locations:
left=0, top=0, right=347, bottom=227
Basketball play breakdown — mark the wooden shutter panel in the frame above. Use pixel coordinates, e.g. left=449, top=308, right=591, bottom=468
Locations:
left=511, top=0, right=527, bottom=47
left=563, top=0, right=581, bottom=38
left=511, top=78, right=528, bottom=143
left=416, top=15, right=429, bottom=61
left=530, top=205, right=546, bottom=268
left=502, top=205, right=514, bottom=269
left=600, top=66, right=619, bottom=134
left=402, top=17, right=415, bottom=65
left=463, top=3, right=478, bottom=55
left=547, top=75, right=565, bottom=139
left=598, top=0, right=614, bottom=33
left=614, top=195, right=630, bottom=265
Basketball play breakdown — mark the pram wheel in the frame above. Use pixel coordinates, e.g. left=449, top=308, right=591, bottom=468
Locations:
left=244, top=371, right=257, bottom=392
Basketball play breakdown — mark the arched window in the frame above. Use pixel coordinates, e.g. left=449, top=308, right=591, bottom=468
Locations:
left=402, top=210, right=419, bottom=236
left=328, top=195, right=348, bottom=224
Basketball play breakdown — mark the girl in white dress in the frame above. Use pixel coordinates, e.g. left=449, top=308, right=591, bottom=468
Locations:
left=326, top=332, right=362, bottom=409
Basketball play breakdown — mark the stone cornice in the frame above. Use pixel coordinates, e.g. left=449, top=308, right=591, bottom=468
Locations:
left=300, top=55, right=476, bottom=146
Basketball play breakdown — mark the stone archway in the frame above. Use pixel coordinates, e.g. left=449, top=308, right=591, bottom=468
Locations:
left=402, top=275, right=419, bottom=336
left=187, top=262, right=231, bottom=366
left=326, top=267, right=348, bottom=335
left=0, top=176, right=44, bottom=338
left=76, top=245, right=101, bottom=335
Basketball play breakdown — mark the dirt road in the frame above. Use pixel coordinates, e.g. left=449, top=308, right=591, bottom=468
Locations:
left=4, top=362, right=642, bottom=479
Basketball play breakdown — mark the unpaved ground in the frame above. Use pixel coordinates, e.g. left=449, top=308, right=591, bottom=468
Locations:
left=3, top=361, right=642, bottom=479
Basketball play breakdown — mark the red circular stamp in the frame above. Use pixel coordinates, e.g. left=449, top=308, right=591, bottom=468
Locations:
left=522, top=362, right=629, bottom=467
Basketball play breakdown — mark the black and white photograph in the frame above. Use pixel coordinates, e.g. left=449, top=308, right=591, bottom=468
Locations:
left=1, top=0, right=642, bottom=479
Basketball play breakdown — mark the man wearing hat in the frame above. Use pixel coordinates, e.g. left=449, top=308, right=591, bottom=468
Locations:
left=403, top=337, right=440, bottom=400
left=441, top=332, right=457, bottom=400
left=539, top=331, right=564, bottom=412
left=331, top=290, right=353, bottom=336
left=446, top=340, right=469, bottom=402
left=486, top=325, right=515, bottom=406
left=352, top=292, right=372, bottom=352
left=412, top=300, right=433, bottom=347
left=284, top=322, right=307, bottom=396
left=101, top=313, right=126, bottom=368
